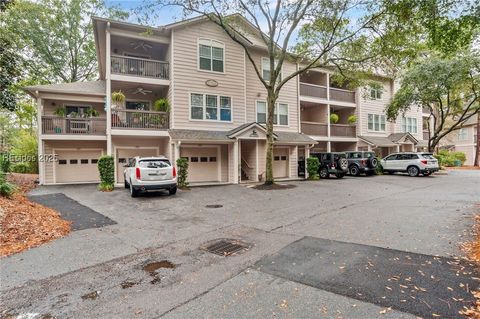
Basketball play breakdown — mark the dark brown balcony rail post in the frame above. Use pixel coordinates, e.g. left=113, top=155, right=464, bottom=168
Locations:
left=41, top=116, right=106, bottom=135
left=111, top=109, right=169, bottom=130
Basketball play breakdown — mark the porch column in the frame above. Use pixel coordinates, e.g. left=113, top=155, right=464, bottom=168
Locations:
left=36, top=96, right=44, bottom=185
left=233, top=139, right=239, bottom=184
left=255, top=140, right=259, bottom=182
left=106, top=23, right=112, bottom=155
left=396, top=145, right=400, bottom=152
left=305, top=145, right=311, bottom=179
left=174, top=141, right=180, bottom=168
left=327, top=141, right=331, bottom=152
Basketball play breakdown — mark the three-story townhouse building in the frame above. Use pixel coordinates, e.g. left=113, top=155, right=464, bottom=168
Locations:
left=25, top=15, right=427, bottom=186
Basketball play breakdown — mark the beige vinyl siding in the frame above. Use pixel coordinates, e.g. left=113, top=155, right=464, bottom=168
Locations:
left=171, top=21, right=246, bottom=130
left=44, top=142, right=54, bottom=184
left=245, top=51, right=299, bottom=132
left=358, top=79, right=392, bottom=137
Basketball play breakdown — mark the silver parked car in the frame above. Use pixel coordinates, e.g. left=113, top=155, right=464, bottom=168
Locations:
left=381, top=152, right=439, bottom=177
left=124, top=156, right=177, bottom=197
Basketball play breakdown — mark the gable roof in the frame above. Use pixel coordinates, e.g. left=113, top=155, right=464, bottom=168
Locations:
left=24, top=81, right=106, bottom=98
left=227, top=122, right=277, bottom=138
left=358, top=136, right=399, bottom=147
left=388, top=132, right=418, bottom=144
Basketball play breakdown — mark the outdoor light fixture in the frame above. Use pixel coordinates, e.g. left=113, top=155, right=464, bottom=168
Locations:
left=250, top=129, right=258, bottom=137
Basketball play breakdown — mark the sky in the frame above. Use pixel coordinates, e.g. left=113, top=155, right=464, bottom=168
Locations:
left=105, top=0, right=185, bottom=26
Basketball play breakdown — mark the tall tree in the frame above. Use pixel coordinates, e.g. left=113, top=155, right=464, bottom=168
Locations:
left=0, top=37, right=20, bottom=111
left=1, top=0, right=128, bottom=84
left=386, top=54, right=480, bottom=152
left=147, top=0, right=407, bottom=185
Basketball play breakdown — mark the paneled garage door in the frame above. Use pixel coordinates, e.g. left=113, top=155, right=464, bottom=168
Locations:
left=273, top=148, right=289, bottom=178
left=180, top=147, right=219, bottom=183
left=55, top=149, right=103, bottom=183
left=116, top=148, right=158, bottom=183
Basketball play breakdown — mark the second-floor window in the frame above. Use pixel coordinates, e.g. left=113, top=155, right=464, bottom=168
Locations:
left=402, top=117, right=417, bottom=134
left=256, top=101, right=288, bottom=126
left=262, top=57, right=281, bottom=82
left=369, top=85, right=382, bottom=99
left=198, top=39, right=224, bottom=73
left=458, top=128, right=468, bottom=141
left=368, top=114, right=386, bottom=132
left=190, top=93, right=231, bottom=121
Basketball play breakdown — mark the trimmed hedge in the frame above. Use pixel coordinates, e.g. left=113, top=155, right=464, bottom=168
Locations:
left=306, top=157, right=320, bottom=180
left=176, top=157, right=189, bottom=188
left=97, top=155, right=114, bottom=191
left=434, top=150, right=466, bottom=167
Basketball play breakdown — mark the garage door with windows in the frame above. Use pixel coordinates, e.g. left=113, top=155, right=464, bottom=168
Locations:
left=273, top=148, right=289, bottom=178
left=55, top=150, right=102, bottom=183
left=180, top=147, right=219, bottom=183
left=116, top=148, right=158, bottom=183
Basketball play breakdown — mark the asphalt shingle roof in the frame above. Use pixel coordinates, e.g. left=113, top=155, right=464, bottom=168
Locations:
left=24, top=81, right=106, bottom=96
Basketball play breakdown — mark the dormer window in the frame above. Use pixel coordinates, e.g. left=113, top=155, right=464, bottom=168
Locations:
left=198, top=39, right=224, bottom=73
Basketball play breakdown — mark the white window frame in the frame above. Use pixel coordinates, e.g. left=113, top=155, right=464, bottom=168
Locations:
left=197, top=38, right=225, bottom=74
left=367, top=113, right=386, bottom=132
left=402, top=117, right=418, bottom=134
left=458, top=128, right=468, bottom=141
left=189, top=93, right=232, bottom=122
left=261, top=57, right=282, bottom=83
left=369, top=85, right=382, bottom=100
left=256, top=101, right=289, bottom=126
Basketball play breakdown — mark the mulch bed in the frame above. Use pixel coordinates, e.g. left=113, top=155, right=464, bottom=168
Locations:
left=252, top=183, right=296, bottom=190
left=0, top=173, right=71, bottom=257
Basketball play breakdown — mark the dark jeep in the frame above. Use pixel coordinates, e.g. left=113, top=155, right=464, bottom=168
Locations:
left=345, top=151, right=378, bottom=176
left=310, top=152, right=349, bottom=179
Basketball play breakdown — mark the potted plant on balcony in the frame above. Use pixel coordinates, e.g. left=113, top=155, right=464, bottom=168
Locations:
left=153, top=98, right=170, bottom=113
left=52, top=107, right=66, bottom=133
left=84, top=107, right=100, bottom=117
left=347, top=115, right=357, bottom=125
left=330, top=113, right=339, bottom=124
left=111, top=91, right=125, bottom=110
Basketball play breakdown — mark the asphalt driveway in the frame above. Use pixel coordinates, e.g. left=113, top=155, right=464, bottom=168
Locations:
left=1, top=170, right=479, bottom=318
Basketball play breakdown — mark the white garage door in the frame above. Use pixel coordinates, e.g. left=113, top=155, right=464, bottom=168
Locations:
left=273, top=148, right=289, bottom=178
left=55, top=149, right=103, bottom=183
left=116, top=148, right=158, bottom=183
left=181, top=147, right=219, bottom=183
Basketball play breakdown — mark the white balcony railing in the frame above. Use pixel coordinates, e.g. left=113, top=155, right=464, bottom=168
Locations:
left=41, top=116, right=106, bottom=135
left=111, top=55, right=169, bottom=80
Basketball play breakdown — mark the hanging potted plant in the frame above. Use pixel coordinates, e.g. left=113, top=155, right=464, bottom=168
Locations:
left=111, top=91, right=125, bottom=110
left=330, top=113, right=339, bottom=124
left=153, top=98, right=170, bottom=112
left=347, top=115, right=357, bottom=125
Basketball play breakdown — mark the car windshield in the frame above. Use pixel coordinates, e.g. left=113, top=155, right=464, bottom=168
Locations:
left=421, top=154, right=436, bottom=160
left=139, top=159, right=170, bottom=168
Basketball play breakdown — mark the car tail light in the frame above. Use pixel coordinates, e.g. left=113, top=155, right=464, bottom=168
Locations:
left=136, top=167, right=141, bottom=179
left=361, top=159, right=366, bottom=165
left=173, top=166, right=176, bottom=178
left=331, top=163, right=336, bottom=168
left=421, top=160, right=428, bottom=165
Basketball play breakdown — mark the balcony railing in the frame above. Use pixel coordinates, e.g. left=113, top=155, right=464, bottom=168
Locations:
left=301, top=121, right=328, bottom=136
left=111, top=55, right=169, bottom=80
left=330, top=88, right=356, bottom=103
left=112, top=109, right=169, bottom=130
left=330, top=124, right=356, bottom=137
left=41, top=116, right=106, bottom=135
left=299, top=83, right=327, bottom=99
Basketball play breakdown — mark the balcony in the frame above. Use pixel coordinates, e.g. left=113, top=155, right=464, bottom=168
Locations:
left=112, top=109, right=169, bottom=130
left=330, top=88, right=356, bottom=103
left=300, top=121, right=328, bottom=136
left=41, top=116, right=106, bottom=135
left=423, top=130, right=430, bottom=140
left=111, top=55, right=169, bottom=80
left=330, top=124, right=356, bottom=137
left=300, top=83, right=327, bottom=99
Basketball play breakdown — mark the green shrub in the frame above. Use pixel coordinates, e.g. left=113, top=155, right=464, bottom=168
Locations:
left=0, top=153, right=10, bottom=172
left=375, top=157, right=384, bottom=175
left=176, top=157, right=189, bottom=188
left=306, top=157, right=320, bottom=180
left=330, top=113, right=339, bottom=124
left=97, top=155, right=114, bottom=191
left=0, top=171, right=16, bottom=198
left=347, top=115, right=357, bottom=124
left=435, top=150, right=466, bottom=167
left=11, top=163, right=29, bottom=173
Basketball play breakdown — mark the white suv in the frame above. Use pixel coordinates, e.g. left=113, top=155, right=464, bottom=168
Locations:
left=124, top=156, right=177, bottom=197
left=381, top=152, right=439, bottom=177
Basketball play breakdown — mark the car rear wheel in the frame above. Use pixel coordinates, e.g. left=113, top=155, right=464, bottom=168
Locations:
left=130, top=182, right=138, bottom=198
left=338, top=158, right=349, bottom=171
left=319, top=167, right=329, bottom=179
left=407, top=166, right=420, bottom=177
left=349, top=165, right=360, bottom=176
left=368, top=157, right=378, bottom=168
left=169, top=186, right=177, bottom=195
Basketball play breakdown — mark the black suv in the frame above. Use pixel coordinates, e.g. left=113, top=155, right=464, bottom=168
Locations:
left=345, top=151, right=378, bottom=176
left=310, top=152, right=349, bottom=179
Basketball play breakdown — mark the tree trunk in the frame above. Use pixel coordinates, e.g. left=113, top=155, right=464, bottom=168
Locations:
left=264, top=93, right=276, bottom=185
left=475, top=118, right=480, bottom=167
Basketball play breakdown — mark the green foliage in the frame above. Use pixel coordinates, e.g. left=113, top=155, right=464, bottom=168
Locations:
left=10, top=130, right=38, bottom=173
left=375, top=157, right=384, bottom=175
left=153, top=98, right=170, bottom=112
left=330, top=113, right=339, bottom=124
left=53, top=107, right=66, bottom=117
left=0, top=171, right=16, bottom=198
left=176, top=157, right=189, bottom=188
left=11, top=162, right=29, bottom=173
left=0, top=37, right=20, bottom=111
left=306, top=157, right=320, bottom=180
left=0, top=153, right=10, bottom=172
left=347, top=115, right=357, bottom=124
left=111, top=91, right=126, bottom=104
left=435, top=150, right=467, bottom=167
left=97, top=155, right=114, bottom=190
left=84, top=107, right=99, bottom=117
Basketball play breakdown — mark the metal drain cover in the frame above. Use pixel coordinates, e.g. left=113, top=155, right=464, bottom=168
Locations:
left=205, top=204, right=223, bottom=208
left=203, top=239, right=250, bottom=256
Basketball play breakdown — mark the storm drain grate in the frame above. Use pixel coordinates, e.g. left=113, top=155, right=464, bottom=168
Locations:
left=205, top=204, right=223, bottom=208
left=203, top=239, right=250, bottom=256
